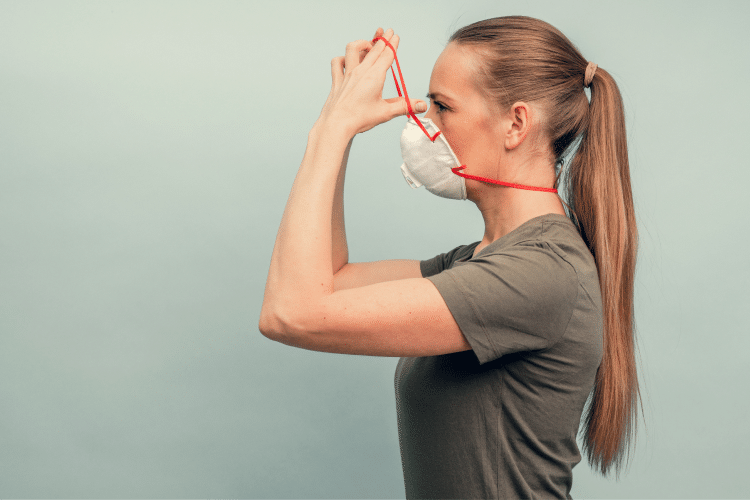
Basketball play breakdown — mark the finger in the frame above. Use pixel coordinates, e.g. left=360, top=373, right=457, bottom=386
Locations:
left=362, top=28, right=394, bottom=69
left=331, top=56, right=345, bottom=87
left=385, top=96, right=428, bottom=117
left=345, top=39, right=373, bottom=74
left=373, top=33, right=400, bottom=72
left=363, top=27, right=385, bottom=63
left=385, top=32, right=399, bottom=51
left=370, top=27, right=384, bottom=50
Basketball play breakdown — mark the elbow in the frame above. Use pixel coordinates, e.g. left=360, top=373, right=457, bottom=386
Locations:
left=258, top=303, right=279, bottom=340
left=258, top=299, right=310, bottom=345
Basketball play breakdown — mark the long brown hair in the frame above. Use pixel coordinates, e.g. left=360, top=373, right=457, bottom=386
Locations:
left=450, top=16, right=640, bottom=476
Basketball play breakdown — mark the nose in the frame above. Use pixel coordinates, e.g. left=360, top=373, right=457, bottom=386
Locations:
left=423, top=103, right=436, bottom=123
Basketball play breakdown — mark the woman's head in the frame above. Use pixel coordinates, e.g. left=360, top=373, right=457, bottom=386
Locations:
left=423, top=40, right=558, bottom=197
left=440, top=16, right=639, bottom=477
left=424, top=16, right=597, bottom=197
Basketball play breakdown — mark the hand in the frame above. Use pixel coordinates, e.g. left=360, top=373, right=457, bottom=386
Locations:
left=317, top=28, right=427, bottom=137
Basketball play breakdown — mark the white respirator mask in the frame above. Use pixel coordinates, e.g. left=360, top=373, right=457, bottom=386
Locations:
left=399, top=116, right=467, bottom=200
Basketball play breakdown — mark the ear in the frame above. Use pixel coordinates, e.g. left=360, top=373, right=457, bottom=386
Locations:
left=504, top=101, right=531, bottom=150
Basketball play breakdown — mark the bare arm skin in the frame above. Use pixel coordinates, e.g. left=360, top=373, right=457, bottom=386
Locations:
left=333, top=260, right=422, bottom=291
left=329, top=132, right=422, bottom=290
left=259, top=29, right=470, bottom=356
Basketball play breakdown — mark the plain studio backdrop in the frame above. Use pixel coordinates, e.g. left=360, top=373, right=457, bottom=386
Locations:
left=1, top=0, right=748, bottom=498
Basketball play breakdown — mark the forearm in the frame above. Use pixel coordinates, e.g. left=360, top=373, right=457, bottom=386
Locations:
left=262, top=122, right=354, bottom=320
left=331, top=138, right=353, bottom=274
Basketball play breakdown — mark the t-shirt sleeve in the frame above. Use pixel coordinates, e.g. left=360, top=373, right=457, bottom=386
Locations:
left=426, top=242, right=579, bottom=364
left=420, top=243, right=478, bottom=278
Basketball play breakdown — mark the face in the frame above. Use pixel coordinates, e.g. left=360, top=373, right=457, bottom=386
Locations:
left=423, top=42, right=506, bottom=185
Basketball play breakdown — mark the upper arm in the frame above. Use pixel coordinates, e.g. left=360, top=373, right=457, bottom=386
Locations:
left=333, top=259, right=422, bottom=291
left=265, top=276, right=472, bottom=357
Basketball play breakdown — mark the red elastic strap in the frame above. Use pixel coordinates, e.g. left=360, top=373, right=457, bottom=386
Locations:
left=451, top=166, right=558, bottom=193
left=373, top=36, right=440, bottom=142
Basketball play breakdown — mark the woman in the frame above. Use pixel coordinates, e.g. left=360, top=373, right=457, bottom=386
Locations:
left=260, top=16, right=640, bottom=499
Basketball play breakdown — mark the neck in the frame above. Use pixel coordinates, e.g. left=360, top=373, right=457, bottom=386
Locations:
left=470, top=177, right=566, bottom=256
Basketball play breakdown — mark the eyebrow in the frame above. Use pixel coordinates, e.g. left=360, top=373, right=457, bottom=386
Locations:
left=426, top=91, right=454, bottom=104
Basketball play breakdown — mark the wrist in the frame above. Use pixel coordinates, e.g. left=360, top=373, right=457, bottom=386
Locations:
left=314, top=110, right=357, bottom=143
left=313, top=111, right=357, bottom=143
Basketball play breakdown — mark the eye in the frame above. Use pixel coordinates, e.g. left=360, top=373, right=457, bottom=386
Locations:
left=426, top=93, right=451, bottom=114
left=428, top=98, right=448, bottom=114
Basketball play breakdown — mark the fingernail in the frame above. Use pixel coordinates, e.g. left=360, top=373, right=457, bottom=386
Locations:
left=416, top=102, right=427, bottom=112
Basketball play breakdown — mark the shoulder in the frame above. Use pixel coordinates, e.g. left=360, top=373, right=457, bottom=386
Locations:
left=435, top=233, right=580, bottom=310
left=436, top=215, right=583, bottom=300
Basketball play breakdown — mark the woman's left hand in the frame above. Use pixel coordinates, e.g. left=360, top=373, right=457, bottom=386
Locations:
left=317, top=28, right=427, bottom=137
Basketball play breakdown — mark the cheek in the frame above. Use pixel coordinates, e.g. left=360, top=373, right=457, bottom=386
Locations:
left=449, top=116, right=501, bottom=169
left=441, top=124, right=470, bottom=163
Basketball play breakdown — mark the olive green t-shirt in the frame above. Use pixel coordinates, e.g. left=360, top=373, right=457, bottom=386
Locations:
left=395, top=214, right=603, bottom=499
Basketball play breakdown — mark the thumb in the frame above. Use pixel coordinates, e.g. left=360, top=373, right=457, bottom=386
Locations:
left=385, top=97, right=427, bottom=118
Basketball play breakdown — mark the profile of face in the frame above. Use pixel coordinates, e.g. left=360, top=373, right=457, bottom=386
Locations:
left=423, top=43, right=537, bottom=199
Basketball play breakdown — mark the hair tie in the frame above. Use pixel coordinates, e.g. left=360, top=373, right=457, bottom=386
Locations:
left=584, top=62, right=598, bottom=87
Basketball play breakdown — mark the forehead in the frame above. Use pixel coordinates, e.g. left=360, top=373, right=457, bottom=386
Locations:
left=429, top=42, right=484, bottom=100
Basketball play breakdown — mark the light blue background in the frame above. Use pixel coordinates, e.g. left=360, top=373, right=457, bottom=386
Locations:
left=1, top=0, right=748, bottom=498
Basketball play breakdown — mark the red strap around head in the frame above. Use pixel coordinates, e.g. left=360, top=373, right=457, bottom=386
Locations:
left=373, top=36, right=440, bottom=142
left=451, top=166, right=558, bottom=193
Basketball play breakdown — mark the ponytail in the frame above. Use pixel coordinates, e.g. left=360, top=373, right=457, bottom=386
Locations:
left=451, top=16, right=641, bottom=476
left=568, top=67, right=640, bottom=475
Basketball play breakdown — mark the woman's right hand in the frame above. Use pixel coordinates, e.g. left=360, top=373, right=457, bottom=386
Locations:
left=314, top=27, right=427, bottom=138
left=316, top=27, right=383, bottom=124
